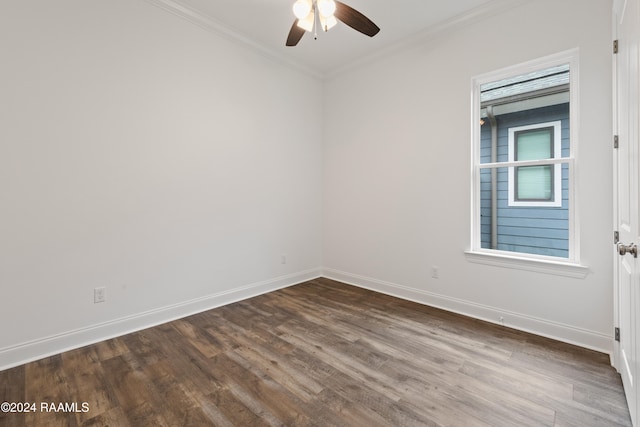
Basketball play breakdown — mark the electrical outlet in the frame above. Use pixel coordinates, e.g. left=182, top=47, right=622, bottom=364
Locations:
left=281, top=254, right=287, bottom=264
left=94, top=287, right=106, bottom=304
left=431, top=266, right=439, bottom=279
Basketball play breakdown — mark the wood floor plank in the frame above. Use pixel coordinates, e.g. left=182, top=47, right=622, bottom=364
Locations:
left=378, top=355, right=508, bottom=426
left=458, top=358, right=574, bottom=403
left=24, top=356, right=79, bottom=427
left=209, top=352, right=312, bottom=426
left=80, top=406, right=131, bottom=427
left=276, top=323, right=406, bottom=402
left=63, top=360, right=118, bottom=424
left=176, top=388, right=234, bottom=427
left=312, top=386, right=395, bottom=426
left=93, top=337, right=129, bottom=362
left=225, top=333, right=326, bottom=402
left=0, top=366, right=26, bottom=427
left=0, top=278, right=632, bottom=426
left=172, top=319, right=222, bottom=359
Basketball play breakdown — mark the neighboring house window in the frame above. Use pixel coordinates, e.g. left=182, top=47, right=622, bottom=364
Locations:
left=508, top=121, right=562, bottom=207
left=468, top=50, right=583, bottom=274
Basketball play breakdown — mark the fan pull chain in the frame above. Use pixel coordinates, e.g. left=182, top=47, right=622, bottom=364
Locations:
left=313, top=2, right=318, bottom=39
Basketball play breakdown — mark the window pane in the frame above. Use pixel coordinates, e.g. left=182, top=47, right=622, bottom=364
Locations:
left=479, top=165, right=569, bottom=258
left=516, top=165, right=552, bottom=200
left=516, top=129, right=552, bottom=160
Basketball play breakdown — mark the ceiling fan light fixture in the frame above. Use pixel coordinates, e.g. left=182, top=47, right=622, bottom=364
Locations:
left=317, top=0, right=336, bottom=18
left=293, top=0, right=312, bottom=20
left=296, top=10, right=315, bottom=32
left=286, top=0, right=379, bottom=46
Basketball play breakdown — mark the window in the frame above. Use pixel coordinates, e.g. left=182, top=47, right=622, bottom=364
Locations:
left=468, top=50, right=583, bottom=273
left=508, top=121, right=562, bottom=207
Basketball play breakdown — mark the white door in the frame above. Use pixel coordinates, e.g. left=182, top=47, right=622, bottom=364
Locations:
left=615, top=0, right=640, bottom=425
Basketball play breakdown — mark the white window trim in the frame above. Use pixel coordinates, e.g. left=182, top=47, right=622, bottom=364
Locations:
left=469, top=49, right=584, bottom=272
left=507, top=121, right=563, bottom=207
left=464, top=250, right=589, bottom=278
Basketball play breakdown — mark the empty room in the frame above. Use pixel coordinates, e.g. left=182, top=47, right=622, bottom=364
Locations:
left=1, top=0, right=638, bottom=425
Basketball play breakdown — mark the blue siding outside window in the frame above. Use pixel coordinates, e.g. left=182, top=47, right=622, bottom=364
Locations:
left=480, top=103, right=570, bottom=258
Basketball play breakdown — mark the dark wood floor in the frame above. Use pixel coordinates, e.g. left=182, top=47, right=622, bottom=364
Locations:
left=0, top=278, right=632, bottom=426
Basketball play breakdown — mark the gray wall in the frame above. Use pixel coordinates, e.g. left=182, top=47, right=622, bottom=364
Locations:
left=0, top=0, right=324, bottom=368
left=323, top=0, right=613, bottom=352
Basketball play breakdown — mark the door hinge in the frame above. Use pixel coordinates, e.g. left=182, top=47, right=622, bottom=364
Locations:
left=614, top=135, right=619, bottom=149
left=614, top=39, right=619, bottom=54
left=615, top=230, right=620, bottom=244
left=615, top=327, right=620, bottom=342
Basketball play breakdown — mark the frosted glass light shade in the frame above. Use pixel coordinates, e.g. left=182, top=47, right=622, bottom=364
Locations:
left=296, top=10, right=315, bottom=32
left=317, top=0, right=336, bottom=17
left=293, top=0, right=313, bottom=20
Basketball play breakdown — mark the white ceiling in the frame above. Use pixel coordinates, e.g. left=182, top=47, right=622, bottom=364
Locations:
left=150, top=0, right=501, bottom=78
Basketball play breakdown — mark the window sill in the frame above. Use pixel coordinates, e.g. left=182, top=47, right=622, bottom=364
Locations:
left=464, top=250, right=590, bottom=279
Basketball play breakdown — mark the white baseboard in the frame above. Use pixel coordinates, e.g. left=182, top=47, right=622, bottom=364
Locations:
left=0, top=268, right=322, bottom=371
left=2, top=267, right=613, bottom=371
left=322, top=268, right=613, bottom=356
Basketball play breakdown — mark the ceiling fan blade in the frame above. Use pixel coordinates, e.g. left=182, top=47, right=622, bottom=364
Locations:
left=334, top=1, right=380, bottom=37
left=286, top=20, right=306, bottom=46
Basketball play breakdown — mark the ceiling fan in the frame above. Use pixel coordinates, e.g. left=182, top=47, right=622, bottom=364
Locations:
left=286, top=0, right=380, bottom=46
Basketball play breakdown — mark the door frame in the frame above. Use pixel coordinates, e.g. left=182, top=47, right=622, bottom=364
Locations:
left=613, top=0, right=622, bottom=375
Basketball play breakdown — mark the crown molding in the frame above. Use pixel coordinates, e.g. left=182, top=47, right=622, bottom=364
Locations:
left=144, top=0, right=324, bottom=80
left=145, top=0, right=527, bottom=82
left=325, top=0, right=528, bottom=80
